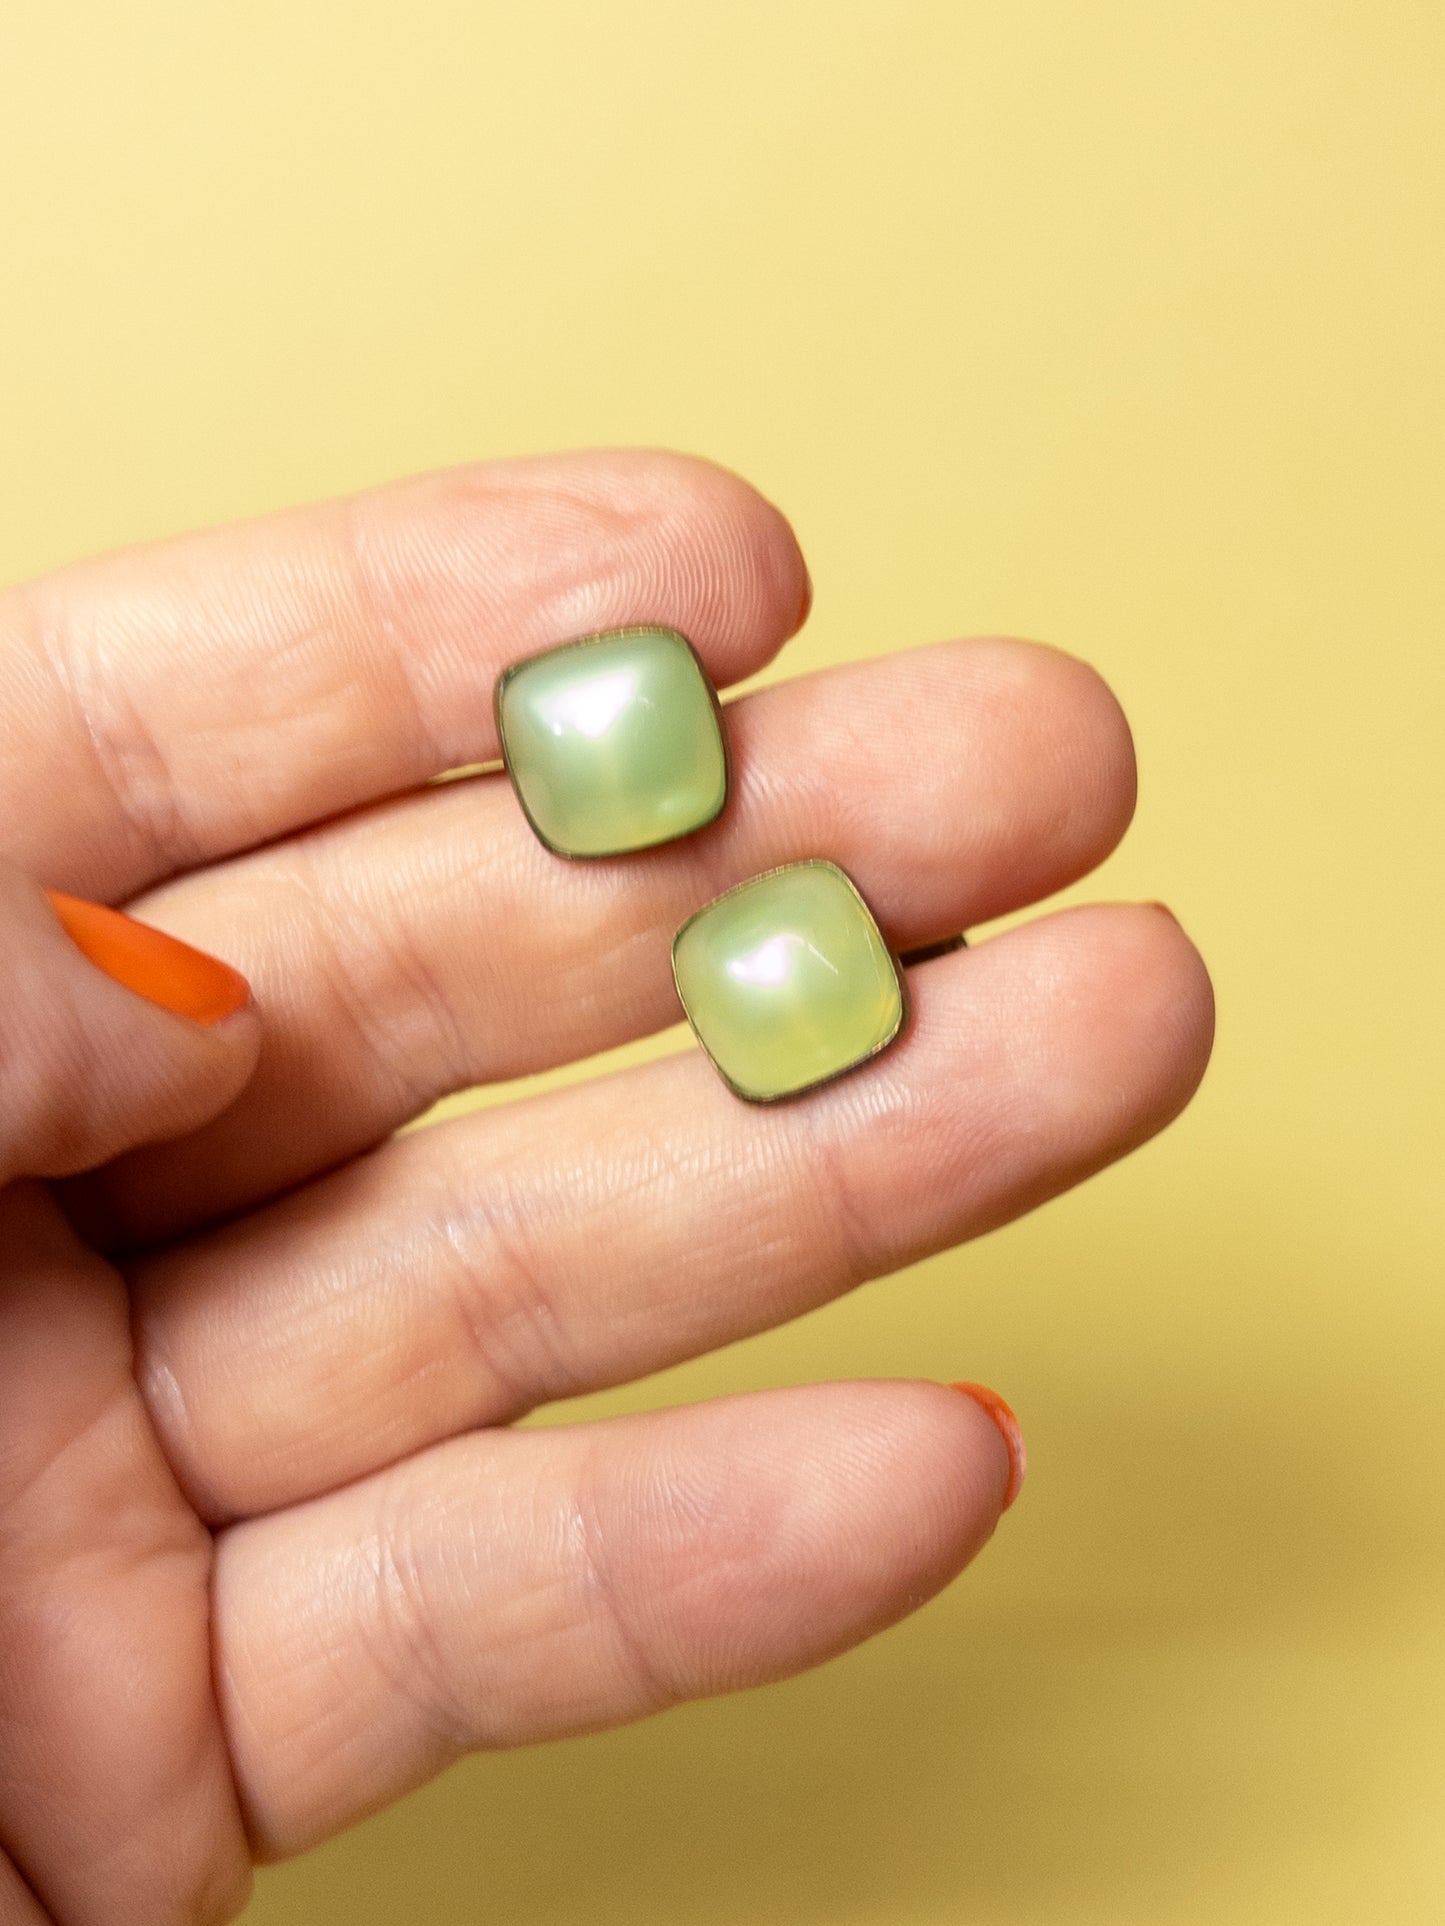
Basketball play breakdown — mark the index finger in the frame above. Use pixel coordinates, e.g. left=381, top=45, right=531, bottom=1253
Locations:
left=0, top=449, right=809, bottom=898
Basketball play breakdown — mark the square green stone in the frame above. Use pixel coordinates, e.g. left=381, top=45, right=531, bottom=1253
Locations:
left=672, top=861, right=906, bottom=1103
left=496, top=626, right=728, bottom=858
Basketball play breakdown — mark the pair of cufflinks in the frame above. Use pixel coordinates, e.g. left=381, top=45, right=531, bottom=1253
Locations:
left=496, top=624, right=908, bottom=1104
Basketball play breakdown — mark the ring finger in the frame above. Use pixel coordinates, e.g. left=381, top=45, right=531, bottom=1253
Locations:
left=132, top=900, right=1214, bottom=1522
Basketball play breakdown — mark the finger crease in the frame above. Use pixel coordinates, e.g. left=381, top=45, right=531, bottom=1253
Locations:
left=573, top=1450, right=681, bottom=1715
left=366, top=1501, right=474, bottom=1757
left=18, top=585, right=196, bottom=877
left=337, top=497, right=449, bottom=778
left=282, top=855, right=457, bottom=1122
left=429, top=1177, right=577, bottom=1419
left=808, top=1123, right=878, bottom=1292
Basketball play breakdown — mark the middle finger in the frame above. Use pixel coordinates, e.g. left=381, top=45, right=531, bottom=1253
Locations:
left=77, top=635, right=1134, bottom=1244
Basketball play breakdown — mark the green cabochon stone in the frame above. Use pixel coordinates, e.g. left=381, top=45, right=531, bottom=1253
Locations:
left=672, top=861, right=905, bottom=1102
left=497, top=627, right=728, bottom=857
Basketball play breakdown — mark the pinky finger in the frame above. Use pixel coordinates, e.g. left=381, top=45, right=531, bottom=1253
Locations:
left=214, top=1380, right=1023, bottom=1859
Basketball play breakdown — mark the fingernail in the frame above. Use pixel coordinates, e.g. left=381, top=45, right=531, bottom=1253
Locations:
left=795, top=568, right=813, bottom=631
left=45, top=891, right=252, bottom=1027
left=951, top=1382, right=1027, bottom=1510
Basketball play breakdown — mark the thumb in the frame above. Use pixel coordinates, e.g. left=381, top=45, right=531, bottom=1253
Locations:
left=0, top=860, right=259, bottom=1185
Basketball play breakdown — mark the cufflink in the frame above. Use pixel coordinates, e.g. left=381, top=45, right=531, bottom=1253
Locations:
left=671, top=860, right=906, bottom=1103
left=496, top=626, right=728, bottom=858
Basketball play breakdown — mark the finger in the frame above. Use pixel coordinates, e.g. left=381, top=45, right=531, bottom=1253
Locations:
left=0, top=862, right=257, bottom=1185
left=0, top=1854, right=50, bottom=1926
left=80, top=636, right=1136, bottom=1243
left=0, top=1184, right=252, bottom=1926
left=134, top=903, right=1212, bottom=1522
left=0, top=900, right=253, bottom=1920
left=213, top=1380, right=1017, bottom=1858
left=1, top=450, right=808, bottom=896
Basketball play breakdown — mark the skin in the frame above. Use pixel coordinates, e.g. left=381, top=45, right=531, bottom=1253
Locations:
left=0, top=450, right=1214, bottom=1924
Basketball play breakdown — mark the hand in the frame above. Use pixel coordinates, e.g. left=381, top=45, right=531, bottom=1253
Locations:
left=0, top=451, right=1213, bottom=1925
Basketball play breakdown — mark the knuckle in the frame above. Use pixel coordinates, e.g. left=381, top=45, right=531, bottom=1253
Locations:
left=19, top=582, right=200, bottom=877
left=429, top=1171, right=577, bottom=1420
left=365, top=1488, right=473, bottom=1755
left=572, top=1451, right=682, bottom=1713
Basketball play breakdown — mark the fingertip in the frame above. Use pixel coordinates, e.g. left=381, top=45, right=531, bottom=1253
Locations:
left=794, top=564, right=814, bottom=633
left=668, top=452, right=812, bottom=673
left=1118, top=900, right=1217, bottom=1115
left=990, top=636, right=1139, bottom=861
left=0, top=871, right=265, bottom=1185
left=45, top=891, right=253, bottom=1027
left=1011, top=900, right=1215, bottom=1152
left=951, top=1381, right=1027, bottom=1510
left=552, top=448, right=813, bottom=684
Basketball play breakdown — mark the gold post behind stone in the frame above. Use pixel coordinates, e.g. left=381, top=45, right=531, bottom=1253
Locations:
left=899, top=933, right=968, bottom=967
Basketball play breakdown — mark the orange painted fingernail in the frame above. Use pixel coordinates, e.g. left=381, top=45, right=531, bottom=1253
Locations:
left=45, top=891, right=251, bottom=1027
left=951, top=1382, right=1027, bottom=1510
left=795, top=567, right=813, bottom=631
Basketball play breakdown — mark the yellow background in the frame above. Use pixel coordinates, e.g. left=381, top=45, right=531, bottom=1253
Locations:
left=3, top=3, right=1443, bottom=1919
